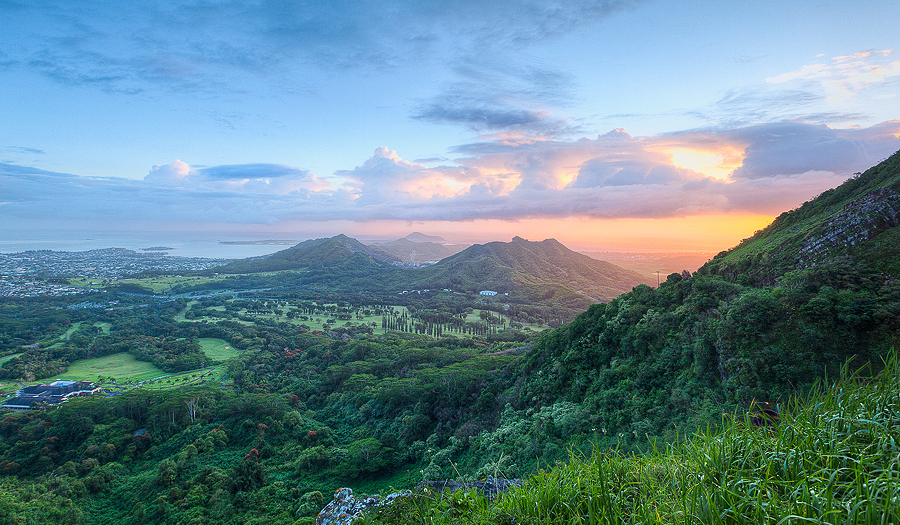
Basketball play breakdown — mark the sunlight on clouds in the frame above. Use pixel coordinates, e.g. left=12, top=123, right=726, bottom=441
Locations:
left=146, top=159, right=191, bottom=182
left=403, top=173, right=470, bottom=199
left=556, top=168, right=579, bottom=188
left=471, top=169, right=522, bottom=196
left=663, top=148, right=743, bottom=180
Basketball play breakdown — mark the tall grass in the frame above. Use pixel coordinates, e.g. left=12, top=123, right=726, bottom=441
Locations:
left=360, top=353, right=900, bottom=524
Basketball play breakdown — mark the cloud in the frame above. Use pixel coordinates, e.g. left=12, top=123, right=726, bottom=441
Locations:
left=412, top=61, right=580, bottom=137
left=5, top=146, right=46, bottom=155
left=329, top=121, right=899, bottom=222
left=336, top=147, right=484, bottom=205
left=2, top=121, right=898, bottom=231
left=145, top=160, right=191, bottom=184
left=767, top=49, right=900, bottom=102
left=0, top=162, right=75, bottom=178
left=701, top=88, right=825, bottom=126
left=0, top=50, right=18, bottom=71
left=726, top=121, right=900, bottom=180
left=415, top=105, right=549, bottom=130
left=3, top=0, right=645, bottom=94
left=144, top=160, right=325, bottom=194
left=0, top=161, right=333, bottom=227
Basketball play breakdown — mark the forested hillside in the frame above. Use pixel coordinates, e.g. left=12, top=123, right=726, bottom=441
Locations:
left=212, top=234, right=401, bottom=274
left=411, top=236, right=654, bottom=302
left=197, top=235, right=651, bottom=311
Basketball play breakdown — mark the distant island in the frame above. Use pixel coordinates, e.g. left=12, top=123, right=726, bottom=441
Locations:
left=141, top=246, right=174, bottom=251
left=218, top=239, right=299, bottom=245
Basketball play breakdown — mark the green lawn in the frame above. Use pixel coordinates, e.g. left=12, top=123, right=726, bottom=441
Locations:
left=198, top=338, right=241, bottom=361
left=0, top=353, right=22, bottom=367
left=174, top=300, right=196, bottom=321
left=63, top=353, right=166, bottom=383
left=116, top=271, right=284, bottom=294
left=60, top=322, right=83, bottom=340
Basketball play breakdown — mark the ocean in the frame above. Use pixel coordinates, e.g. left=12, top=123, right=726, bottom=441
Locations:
left=0, top=232, right=300, bottom=260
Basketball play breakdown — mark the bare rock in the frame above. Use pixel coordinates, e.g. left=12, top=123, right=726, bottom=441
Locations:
left=315, top=487, right=410, bottom=525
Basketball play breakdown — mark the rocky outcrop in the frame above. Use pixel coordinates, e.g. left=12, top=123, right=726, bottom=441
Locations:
left=315, top=487, right=411, bottom=525
left=416, top=476, right=522, bottom=500
left=797, top=187, right=900, bottom=266
left=315, top=477, right=522, bottom=524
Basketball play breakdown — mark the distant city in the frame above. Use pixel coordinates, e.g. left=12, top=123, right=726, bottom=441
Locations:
left=0, top=248, right=229, bottom=297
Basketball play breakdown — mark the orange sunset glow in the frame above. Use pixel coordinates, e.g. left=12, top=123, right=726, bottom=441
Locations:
left=272, top=214, right=776, bottom=253
left=666, top=147, right=745, bottom=180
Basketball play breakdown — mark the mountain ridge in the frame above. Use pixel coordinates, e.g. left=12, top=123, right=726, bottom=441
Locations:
left=412, top=235, right=655, bottom=302
left=205, top=233, right=653, bottom=308
left=212, top=233, right=401, bottom=273
left=366, top=235, right=468, bottom=265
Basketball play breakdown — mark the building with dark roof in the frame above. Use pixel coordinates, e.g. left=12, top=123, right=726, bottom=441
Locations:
left=1, top=380, right=99, bottom=411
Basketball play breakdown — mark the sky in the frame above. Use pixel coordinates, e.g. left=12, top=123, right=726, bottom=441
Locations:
left=2, top=0, right=900, bottom=252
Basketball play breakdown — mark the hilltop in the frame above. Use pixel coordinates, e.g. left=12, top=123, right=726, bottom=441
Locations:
left=413, top=236, right=655, bottom=302
left=701, top=149, right=900, bottom=283
left=201, top=234, right=651, bottom=312
left=367, top=234, right=468, bottom=265
left=403, top=232, right=447, bottom=243
left=211, top=234, right=401, bottom=273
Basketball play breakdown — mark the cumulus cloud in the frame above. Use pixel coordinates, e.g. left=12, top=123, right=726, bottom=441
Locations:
left=336, top=147, right=485, bottom=205
left=145, top=160, right=191, bottom=184
left=2, top=121, right=898, bottom=232
left=727, top=121, right=900, bottom=180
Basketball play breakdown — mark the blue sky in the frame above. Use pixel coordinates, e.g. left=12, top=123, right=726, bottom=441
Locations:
left=2, top=0, right=899, bottom=250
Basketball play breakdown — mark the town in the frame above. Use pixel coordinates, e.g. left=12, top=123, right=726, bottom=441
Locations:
left=0, top=248, right=229, bottom=297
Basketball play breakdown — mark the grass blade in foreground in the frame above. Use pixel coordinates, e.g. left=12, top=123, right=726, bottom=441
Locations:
left=359, top=352, right=900, bottom=524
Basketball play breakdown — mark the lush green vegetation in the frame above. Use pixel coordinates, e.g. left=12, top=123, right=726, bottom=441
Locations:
left=361, top=353, right=900, bottom=524
left=0, top=302, right=210, bottom=382
left=112, top=275, right=232, bottom=294
left=409, top=237, right=652, bottom=302
left=0, top=353, right=21, bottom=368
left=1, top=257, right=896, bottom=523
left=0, top=151, right=897, bottom=524
left=190, top=234, right=651, bottom=316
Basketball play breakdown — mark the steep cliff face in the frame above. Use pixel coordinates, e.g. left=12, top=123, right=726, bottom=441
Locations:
left=701, top=149, right=900, bottom=283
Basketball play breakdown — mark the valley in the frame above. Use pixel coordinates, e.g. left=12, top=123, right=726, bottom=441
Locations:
left=0, top=151, right=898, bottom=524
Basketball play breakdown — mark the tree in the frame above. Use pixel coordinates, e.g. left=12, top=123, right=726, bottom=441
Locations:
left=185, top=397, right=201, bottom=423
